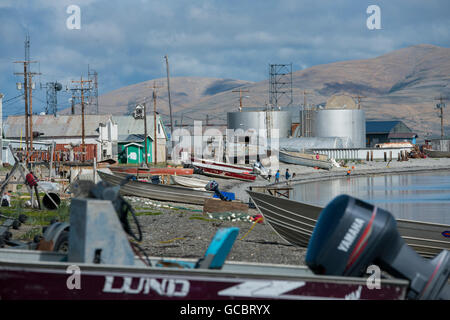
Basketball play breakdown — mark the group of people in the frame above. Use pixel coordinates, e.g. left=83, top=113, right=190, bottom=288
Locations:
left=267, top=168, right=296, bottom=183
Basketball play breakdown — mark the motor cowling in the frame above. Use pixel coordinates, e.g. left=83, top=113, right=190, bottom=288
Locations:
left=305, top=195, right=449, bottom=300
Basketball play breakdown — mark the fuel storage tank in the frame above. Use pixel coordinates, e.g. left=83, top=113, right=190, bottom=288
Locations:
left=227, top=110, right=292, bottom=138
left=312, top=109, right=366, bottom=148
left=312, top=95, right=366, bottom=148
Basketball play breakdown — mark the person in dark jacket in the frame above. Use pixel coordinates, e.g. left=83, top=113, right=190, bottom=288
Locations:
left=285, top=168, right=291, bottom=180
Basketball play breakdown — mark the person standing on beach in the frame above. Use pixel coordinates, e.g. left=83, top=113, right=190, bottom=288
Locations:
left=285, top=168, right=291, bottom=180
left=275, top=170, right=280, bottom=183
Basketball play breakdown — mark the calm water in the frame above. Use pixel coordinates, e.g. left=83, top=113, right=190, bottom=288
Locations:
left=293, top=171, right=450, bottom=224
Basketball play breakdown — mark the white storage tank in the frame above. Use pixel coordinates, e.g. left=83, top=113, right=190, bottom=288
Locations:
left=227, top=110, right=292, bottom=138
left=312, top=95, right=366, bottom=148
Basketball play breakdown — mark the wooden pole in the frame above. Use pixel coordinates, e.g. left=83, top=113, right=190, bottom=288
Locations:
left=153, top=89, right=158, bottom=164
left=143, top=102, right=148, bottom=167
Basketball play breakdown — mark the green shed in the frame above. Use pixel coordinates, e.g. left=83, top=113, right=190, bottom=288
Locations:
left=118, top=136, right=152, bottom=164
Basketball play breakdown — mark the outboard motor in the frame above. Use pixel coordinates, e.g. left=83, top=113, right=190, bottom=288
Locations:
left=305, top=195, right=449, bottom=300
left=205, top=180, right=230, bottom=201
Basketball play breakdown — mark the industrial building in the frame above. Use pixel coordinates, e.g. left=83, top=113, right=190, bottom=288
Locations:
left=366, top=121, right=417, bottom=147
left=3, top=114, right=118, bottom=161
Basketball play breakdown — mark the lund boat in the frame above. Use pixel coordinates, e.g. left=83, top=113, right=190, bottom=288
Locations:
left=97, top=171, right=213, bottom=205
left=279, top=150, right=333, bottom=170
left=247, top=191, right=450, bottom=259
left=0, top=248, right=408, bottom=300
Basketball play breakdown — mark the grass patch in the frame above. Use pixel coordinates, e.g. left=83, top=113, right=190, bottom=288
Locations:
left=134, top=211, right=162, bottom=216
left=189, top=215, right=217, bottom=222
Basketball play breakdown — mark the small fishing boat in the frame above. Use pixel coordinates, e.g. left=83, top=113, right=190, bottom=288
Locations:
left=279, top=150, right=333, bottom=170
left=192, top=157, right=254, bottom=172
left=190, top=161, right=257, bottom=181
left=171, top=175, right=209, bottom=190
left=110, top=166, right=194, bottom=176
left=424, top=149, right=450, bottom=158
left=0, top=248, right=408, bottom=300
left=247, top=191, right=450, bottom=258
left=98, top=171, right=213, bottom=205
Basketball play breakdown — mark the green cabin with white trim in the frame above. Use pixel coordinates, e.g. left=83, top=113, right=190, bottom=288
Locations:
left=118, top=136, right=152, bottom=164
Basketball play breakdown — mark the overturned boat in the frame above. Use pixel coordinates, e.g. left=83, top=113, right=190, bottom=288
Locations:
left=279, top=150, right=333, bottom=170
left=97, top=171, right=213, bottom=205
left=247, top=191, right=450, bottom=259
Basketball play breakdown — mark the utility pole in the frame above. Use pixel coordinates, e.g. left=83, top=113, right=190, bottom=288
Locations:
left=71, top=77, right=92, bottom=162
left=152, top=82, right=162, bottom=164
left=352, top=94, right=366, bottom=109
left=14, top=35, right=40, bottom=157
left=232, top=88, right=250, bottom=111
left=435, top=95, right=447, bottom=139
left=164, top=55, right=174, bottom=149
left=143, top=101, right=149, bottom=168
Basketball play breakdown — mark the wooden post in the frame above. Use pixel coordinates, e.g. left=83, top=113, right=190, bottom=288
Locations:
left=384, top=152, right=387, bottom=162
left=370, top=151, right=373, bottom=161
left=366, top=151, right=369, bottom=161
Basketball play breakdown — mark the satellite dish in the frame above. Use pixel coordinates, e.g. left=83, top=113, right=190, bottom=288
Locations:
left=55, top=83, right=63, bottom=91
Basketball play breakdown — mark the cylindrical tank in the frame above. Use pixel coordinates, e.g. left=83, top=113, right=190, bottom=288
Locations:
left=227, top=110, right=292, bottom=138
left=312, top=109, right=366, bottom=148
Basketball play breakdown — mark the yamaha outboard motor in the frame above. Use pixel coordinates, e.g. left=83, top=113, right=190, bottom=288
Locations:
left=305, top=195, right=449, bottom=300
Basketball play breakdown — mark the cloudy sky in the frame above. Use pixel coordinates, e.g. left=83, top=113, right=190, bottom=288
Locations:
left=1, top=0, right=449, bottom=117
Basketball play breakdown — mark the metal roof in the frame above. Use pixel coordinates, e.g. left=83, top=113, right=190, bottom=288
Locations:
left=365, top=121, right=404, bottom=134
left=111, top=115, right=167, bottom=141
left=4, top=115, right=113, bottom=138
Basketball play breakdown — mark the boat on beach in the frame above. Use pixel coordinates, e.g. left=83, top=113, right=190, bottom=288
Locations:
left=171, top=175, right=210, bottom=190
left=0, top=248, right=408, bottom=300
left=97, top=171, right=213, bottom=205
left=189, top=161, right=257, bottom=181
left=279, top=150, right=333, bottom=170
left=247, top=190, right=450, bottom=258
left=109, top=166, right=194, bottom=176
left=424, top=149, right=450, bottom=158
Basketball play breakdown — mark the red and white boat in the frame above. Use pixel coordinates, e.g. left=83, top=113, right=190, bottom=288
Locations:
left=189, top=158, right=256, bottom=181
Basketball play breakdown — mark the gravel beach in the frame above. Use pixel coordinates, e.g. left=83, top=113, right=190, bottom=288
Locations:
left=128, top=158, right=450, bottom=266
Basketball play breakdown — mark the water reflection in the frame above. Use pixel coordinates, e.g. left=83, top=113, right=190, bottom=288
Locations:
left=293, top=171, right=450, bottom=224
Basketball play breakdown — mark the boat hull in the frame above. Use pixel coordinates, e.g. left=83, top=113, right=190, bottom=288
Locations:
left=110, top=166, right=194, bottom=176
left=424, top=150, right=450, bottom=158
left=279, top=151, right=333, bottom=170
left=247, top=191, right=450, bottom=258
left=192, top=162, right=257, bottom=181
left=98, top=171, right=213, bottom=205
left=0, top=250, right=408, bottom=300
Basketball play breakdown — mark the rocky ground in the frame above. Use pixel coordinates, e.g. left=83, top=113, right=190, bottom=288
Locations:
left=126, top=196, right=307, bottom=266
